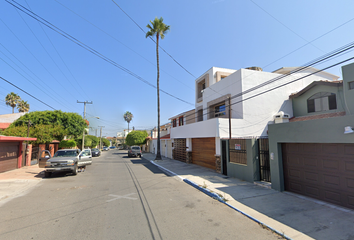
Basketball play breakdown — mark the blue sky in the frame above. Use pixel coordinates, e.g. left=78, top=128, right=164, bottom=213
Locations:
left=1, top=0, right=354, bottom=137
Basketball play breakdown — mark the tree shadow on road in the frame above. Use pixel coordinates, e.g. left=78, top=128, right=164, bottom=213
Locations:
left=130, top=159, right=170, bottom=176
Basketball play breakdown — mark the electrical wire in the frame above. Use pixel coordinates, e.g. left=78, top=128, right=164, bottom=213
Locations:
left=7, top=0, right=194, bottom=106
left=0, top=76, right=56, bottom=110
left=111, top=0, right=196, bottom=79
left=54, top=0, right=194, bottom=92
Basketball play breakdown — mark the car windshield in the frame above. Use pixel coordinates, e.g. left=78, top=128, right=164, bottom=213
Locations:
left=92, top=148, right=99, bottom=151
left=132, top=147, right=140, bottom=150
left=54, top=150, right=77, bottom=157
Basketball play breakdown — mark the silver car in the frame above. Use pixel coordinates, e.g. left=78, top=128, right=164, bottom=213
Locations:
left=39, top=149, right=92, bottom=178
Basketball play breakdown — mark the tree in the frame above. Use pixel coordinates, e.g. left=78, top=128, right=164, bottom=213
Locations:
left=5, top=92, right=21, bottom=113
left=100, top=137, right=110, bottom=147
left=146, top=17, right=170, bottom=160
left=11, top=110, right=87, bottom=137
left=4, top=124, right=67, bottom=144
left=59, top=140, right=77, bottom=149
left=123, top=111, right=133, bottom=132
left=17, top=100, right=30, bottom=112
left=125, top=130, right=148, bottom=146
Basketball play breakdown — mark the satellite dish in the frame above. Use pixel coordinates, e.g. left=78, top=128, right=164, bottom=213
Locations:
left=344, top=126, right=354, bottom=134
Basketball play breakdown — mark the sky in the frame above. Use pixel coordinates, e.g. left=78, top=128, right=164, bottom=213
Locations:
left=1, top=0, right=354, bottom=137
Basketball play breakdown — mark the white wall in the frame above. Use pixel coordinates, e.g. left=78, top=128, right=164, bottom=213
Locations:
left=172, top=67, right=337, bottom=139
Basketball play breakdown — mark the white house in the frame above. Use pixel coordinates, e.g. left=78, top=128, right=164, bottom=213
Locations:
left=169, top=66, right=339, bottom=171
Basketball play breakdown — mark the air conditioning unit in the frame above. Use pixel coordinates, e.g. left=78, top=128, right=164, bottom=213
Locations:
left=274, top=111, right=290, bottom=124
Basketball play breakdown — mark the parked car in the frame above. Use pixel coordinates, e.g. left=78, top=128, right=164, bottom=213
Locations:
left=109, top=146, right=116, bottom=149
left=38, top=149, right=92, bottom=178
left=103, top=147, right=109, bottom=151
left=128, top=146, right=142, bottom=158
left=91, top=148, right=101, bottom=157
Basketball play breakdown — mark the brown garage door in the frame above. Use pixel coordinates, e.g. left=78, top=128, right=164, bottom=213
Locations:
left=282, top=143, right=354, bottom=210
left=192, top=138, right=215, bottom=170
left=0, top=142, right=19, bottom=173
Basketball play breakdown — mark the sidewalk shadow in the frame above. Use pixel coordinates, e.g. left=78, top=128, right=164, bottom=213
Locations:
left=25, top=170, right=45, bottom=179
left=130, top=159, right=169, bottom=176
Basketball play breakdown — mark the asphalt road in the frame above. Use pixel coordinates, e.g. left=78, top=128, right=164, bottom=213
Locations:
left=0, top=150, right=281, bottom=240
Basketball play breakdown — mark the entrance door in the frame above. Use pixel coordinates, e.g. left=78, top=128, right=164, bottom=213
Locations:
left=221, top=140, right=228, bottom=175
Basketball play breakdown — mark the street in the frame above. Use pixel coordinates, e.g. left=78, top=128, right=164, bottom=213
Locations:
left=0, top=150, right=281, bottom=240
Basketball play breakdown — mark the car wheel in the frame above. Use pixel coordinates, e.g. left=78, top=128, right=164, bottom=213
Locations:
left=72, top=164, right=78, bottom=176
left=44, top=172, right=52, bottom=178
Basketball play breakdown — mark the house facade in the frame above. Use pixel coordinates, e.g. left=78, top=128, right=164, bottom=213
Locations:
left=268, top=62, right=354, bottom=210
left=170, top=66, right=339, bottom=175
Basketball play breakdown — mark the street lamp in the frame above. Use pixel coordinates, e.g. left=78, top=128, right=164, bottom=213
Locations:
left=82, top=116, right=99, bottom=150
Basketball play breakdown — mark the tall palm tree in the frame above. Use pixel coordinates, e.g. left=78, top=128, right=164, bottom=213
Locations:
left=123, top=111, right=133, bottom=133
left=17, top=100, right=30, bottom=112
left=146, top=17, right=170, bottom=160
left=5, top=92, right=21, bottom=113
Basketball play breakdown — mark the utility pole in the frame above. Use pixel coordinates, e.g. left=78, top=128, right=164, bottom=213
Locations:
left=77, top=100, right=93, bottom=150
left=99, top=126, right=105, bottom=149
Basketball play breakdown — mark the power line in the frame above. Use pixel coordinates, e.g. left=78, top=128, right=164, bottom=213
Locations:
left=0, top=76, right=56, bottom=110
left=54, top=0, right=194, bottom=92
left=7, top=0, right=194, bottom=106
left=176, top=40, right=354, bottom=122
left=111, top=0, right=196, bottom=78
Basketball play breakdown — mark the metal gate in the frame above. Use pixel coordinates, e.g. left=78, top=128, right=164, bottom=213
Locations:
left=258, top=138, right=270, bottom=182
left=31, top=147, right=40, bottom=165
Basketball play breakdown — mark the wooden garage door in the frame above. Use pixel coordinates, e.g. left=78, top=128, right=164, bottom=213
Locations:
left=282, top=143, right=354, bottom=210
left=0, top=142, right=19, bottom=173
left=192, top=138, right=215, bottom=170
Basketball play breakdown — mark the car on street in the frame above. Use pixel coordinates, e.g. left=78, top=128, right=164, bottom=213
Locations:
left=109, top=146, right=116, bottom=149
left=128, top=146, right=142, bottom=158
left=91, top=148, right=101, bottom=157
left=39, top=149, right=92, bottom=178
left=103, top=147, right=109, bottom=151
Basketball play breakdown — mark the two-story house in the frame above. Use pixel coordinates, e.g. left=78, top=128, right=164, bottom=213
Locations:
left=268, top=62, right=354, bottom=210
left=170, top=66, right=339, bottom=174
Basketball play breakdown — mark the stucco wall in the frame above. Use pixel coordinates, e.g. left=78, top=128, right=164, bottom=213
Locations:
left=292, top=84, right=345, bottom=117
left=225, top=139, right=260, bottom=183
left=342, top=63, right=354, bottom=115
left=268, top=114, right=354, bottom=191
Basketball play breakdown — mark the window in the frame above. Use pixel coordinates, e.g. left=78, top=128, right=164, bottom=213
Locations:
left=198, top=80, right=206, bottom=99
left=197, top=109, right=203, bottom=122
left=179, top=116, right=184, bottom=126
left=349, top=81, right=354, bottom=90
left=172, top=119, right=177, bottom=127
left=214, top=104, right=226, bottom=117
left=307, top=92, right=337, bottom=113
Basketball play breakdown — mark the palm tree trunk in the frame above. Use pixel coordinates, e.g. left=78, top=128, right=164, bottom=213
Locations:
left=156, top=34, right=161, bottom=160
left=12, top=107, right=14, bottom=114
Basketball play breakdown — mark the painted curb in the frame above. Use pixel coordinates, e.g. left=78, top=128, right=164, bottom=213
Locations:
left=149, top=159, right=292, bottom=240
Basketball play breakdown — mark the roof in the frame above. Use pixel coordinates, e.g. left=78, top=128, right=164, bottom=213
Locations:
left=169, top=109, right=195, bottom=120
left=0, top=113, right=26, bottom=123
left=0, top=123, right=11, bottom=130
left=160, top=134, right=170, bottom=139
left=289, top=80, right=343, bottom=99
left=272, top=67, right=339, bottom=80
left=0, top=136, right=37, bottom=141
left=289, top=111, right=346, bottom=122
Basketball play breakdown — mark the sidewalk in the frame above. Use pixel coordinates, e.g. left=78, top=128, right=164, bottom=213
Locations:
left=0, top=165, right=43, bottom=207
left=143, top=152, right=354, bottom=240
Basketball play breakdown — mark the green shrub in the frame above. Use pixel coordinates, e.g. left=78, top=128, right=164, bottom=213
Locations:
left=59, top=140, right=77, bottom=149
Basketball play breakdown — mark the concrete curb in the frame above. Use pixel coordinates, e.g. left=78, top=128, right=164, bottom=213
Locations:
left=150, top=160, right=292, bottom=240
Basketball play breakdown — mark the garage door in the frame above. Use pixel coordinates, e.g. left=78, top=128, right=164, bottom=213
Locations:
left=192, top=138, right=215, bottom=170
left=282, top=143, right=354, bottom=210
left=0, top=142, right=19, bottom=173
